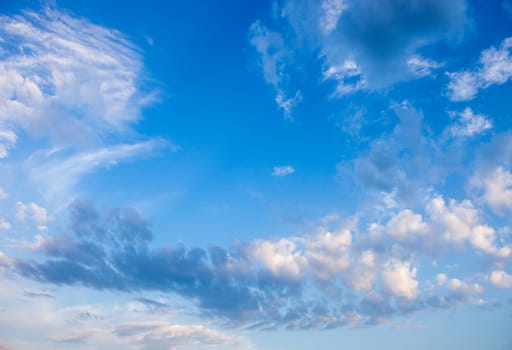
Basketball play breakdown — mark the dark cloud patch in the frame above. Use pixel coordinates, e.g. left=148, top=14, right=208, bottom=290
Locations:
left=275, top=0, right=468, bottom=90
left=23, top=290, right=54, bottom=298
left=14, top=200, right=264, bottom=322
left=334, top=0, right=466, bottom=84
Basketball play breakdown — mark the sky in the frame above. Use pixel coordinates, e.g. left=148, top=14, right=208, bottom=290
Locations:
left=0, top=0, right=511, bottom=349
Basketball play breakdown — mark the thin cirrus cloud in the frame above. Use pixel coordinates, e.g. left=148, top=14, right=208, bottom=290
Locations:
left=22, top=139, right=173, bottom=199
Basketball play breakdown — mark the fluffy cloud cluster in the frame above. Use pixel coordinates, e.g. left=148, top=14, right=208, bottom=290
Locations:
left=4, top=194, right=509, bottom=330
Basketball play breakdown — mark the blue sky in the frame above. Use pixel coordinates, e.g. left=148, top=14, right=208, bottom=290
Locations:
left=0, top=0, right=511, bottom=349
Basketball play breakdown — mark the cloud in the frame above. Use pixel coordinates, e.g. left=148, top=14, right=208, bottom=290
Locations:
left=0, top=218, right=11, bottom=230
left=0, top=6, right=156, bottom=156
left=435, top=273, right=484, bottom=304
left=449, top=108, right=492, bottom=137
left=251, top=0, right=467, bottom=103
left=489, top=270, right=512, bottom=288
left=381, top=260, right=419, bottom=300
left=272, top=165, right=296, bottom=176
left=386, top=209, right=429, bottom=241
left=249, top=21, right=301, bottom=117
left=470, top=166, right=512, bottom=215
left=113, top=322, right=237, bottom=350
left=426, top=196, right=511, bottom=257
left=407, top=55, right=444, bottom=77
left=319, top=0, right=347, bottom=35
left=0, top=5, right=171, bottom=205
left=16, top=201, right=48, bottom=231
left=0, top=130, right=16, bottom=159
left=23, top=139, right=171, bottom=199
left=348, top=102, right=436, bottom=205
left=8, top=194, right=510, bottom=330
left=48, top=334, right=89, bottom=344
left=0, top=186, right=8, bottom=200
left=447, top=37, right=512, bottom=101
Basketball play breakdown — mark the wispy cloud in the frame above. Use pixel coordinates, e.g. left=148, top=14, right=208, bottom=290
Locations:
left=0, top=6, right=154, bottom=155
left=23, top=139, right=172, bottom=199
left=272, top=165, right=295, bottom=176
left=448, top=37, right=512, bottom=101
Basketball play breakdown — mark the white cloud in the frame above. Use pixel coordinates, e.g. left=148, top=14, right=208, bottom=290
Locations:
left=114, top=322, right=237, bottom=350
left=323, top=59, right=367, bottom=96
left=381, top=260, right=419, bottom=300
left=0, top=6, right=153, bottom=157
left=272, top=165, right=295, bottom=176
left=386, top=209, right=428, bottom=241
left=345, top=250, right=377, bottom=291
left=489, top=270, right=512, bottom=288
left=24, top=139, right=170, bottom=199
left=407, top=55, right=443, bottom=77
left=426, top=196, right=511, bottom=257
left=436, top=273, right=484, bottom=302
left=0, top=130, right=17, bottom=159
left=275, top=90, right=302, bottom=117
left=0, top=218, right=10, bottom=230
left=319, top=0, right=347, bottom=35
left=249, top=238, right=307, bottom=280
left=450, top=108, right=492, bottom=137
left=304, top=229, right=352, bottom=280
left=16, top=201, right=48, bottom=230
left=471, top=166, right=512, bottom=214
left=249, top=22, right=301, bottom=116
left=0, top=186, right=7, bottom=200
left=448, top=37, right=512, bottom=101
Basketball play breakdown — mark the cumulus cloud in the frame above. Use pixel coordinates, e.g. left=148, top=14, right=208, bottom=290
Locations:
left=471, top=166, right=512, bottom=215
left=448, top=37, right=512, bottom=101
left=382, top=260, right=419, bottom=300
left=450, top=108, right=492, bottom=137
left=0, top=6, right=154, bottom=154
left=386, top=209, right=429, bottom=241
left=426, top=196, right=511, bottom=257
left=489, top=270, right=512, bottom=288
left=435, top=273, right=484, bottom=304
left=272, top=165, right=296, bottom=176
